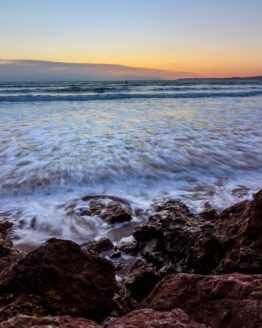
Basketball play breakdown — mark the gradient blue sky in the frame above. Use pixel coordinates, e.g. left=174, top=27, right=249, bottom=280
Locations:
left=1, top=0, right=262, bottom=78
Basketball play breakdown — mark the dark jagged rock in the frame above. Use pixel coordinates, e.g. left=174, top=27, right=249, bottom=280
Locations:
left=121, top=189, right=262, bottom=300
left=103, top=308, right=209, bottom=328
left=0, top=238, right=117, bottom=322
left=131, top=200, right=215, bottom=276
left=0, top=190, right=261, bottom=326
left=217, top=189, right=262, bottom=273
left=0, top=315, right=101, bottom=327
left=0, top=220, right=24, bottom=273
left=139, top=273, right=262, bottom=328
left=135, top=189, right=261, bottom=272
left=0, top=221, right=13, bottom=236
left=101, top=201, right=132, bottom=224
left=69, top=195, right=133, bottom=224
left=81, top=238, right=114, bottom=256
left=124, top=259, right=161, bottom=301
left=122, top=200, right=213, bottom=299
left=133, top=199, right=205, bottom=266
left=111, top=283, right=137, bottom=316
left=118, top=239, right=138, bottom=255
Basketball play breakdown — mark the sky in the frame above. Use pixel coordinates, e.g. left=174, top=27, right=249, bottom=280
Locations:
left=0, top=0, right=262, bottom=80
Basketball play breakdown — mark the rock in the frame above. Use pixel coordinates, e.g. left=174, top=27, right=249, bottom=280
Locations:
left=139, top=273, right=262, bottom=328
left=81, top=238, right=114, bottom=256
left=119, top=199, right=217, bottom=300
left=103, top=308, right=209, bottom=328
left=124, top=259, right=161, bottom=301
left=0, top=221, right=13, bottom=236
left=199, top=206, right=217, bottom=220
left=136, top=199, right=205, bottom=260
left=0, top=315, right=101, bottom=327
left=231, top=186, right=250, bottom=198
left=0, top=220, right=24, bottom=273
left=132, top=199, right=218, bottom=277
left=0, top=238, right=117, bottom=322
left=118, top=239, right=138, bottom=255
left=73, top=195, right=133, bottom=224
left=101, top=201, right=132, bottom=224
left=111, top=283, right=137, bottom=316
left=216, top=189, right=262, bottom=273
left=129, top=189, right=262, bottom=280
left=186, top=235, right=225, bottom=274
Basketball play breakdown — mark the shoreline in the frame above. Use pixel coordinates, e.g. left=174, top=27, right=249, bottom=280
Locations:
left=0, top=181, right=260, bottom=253
left=0, top=188, right=261, bottom=327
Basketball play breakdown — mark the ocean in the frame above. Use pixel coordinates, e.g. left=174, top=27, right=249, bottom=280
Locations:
left=0, top=78, right=261, bottom=249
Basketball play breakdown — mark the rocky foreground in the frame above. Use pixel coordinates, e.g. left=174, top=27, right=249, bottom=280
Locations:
left=0, top=190, right=261, bottom=327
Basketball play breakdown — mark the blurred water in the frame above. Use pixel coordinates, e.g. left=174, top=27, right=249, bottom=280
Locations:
left=0, top=79, right=261, bottom=249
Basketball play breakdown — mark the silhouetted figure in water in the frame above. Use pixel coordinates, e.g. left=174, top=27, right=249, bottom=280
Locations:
left=125, top=80, right=128, bottom=85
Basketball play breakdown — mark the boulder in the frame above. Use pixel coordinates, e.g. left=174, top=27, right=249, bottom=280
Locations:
left=103, top=308, right=209, bottom=328
left=217, top=189, right=262, bottom=273
left=0, top=315, right=101, bottom=328
left=139, top=273, right=262, bottom=328
left=0, top=238, right=117, bottom=322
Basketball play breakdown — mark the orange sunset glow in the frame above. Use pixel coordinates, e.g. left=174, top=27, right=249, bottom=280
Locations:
left=1, top=0, right=262, bottom=79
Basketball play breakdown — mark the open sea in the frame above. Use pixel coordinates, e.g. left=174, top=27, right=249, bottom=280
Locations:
left=0, top=78, right=261, bottom=249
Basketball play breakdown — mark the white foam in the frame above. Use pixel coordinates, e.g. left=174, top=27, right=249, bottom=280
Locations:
left=0, top=81, right=261, bottom=248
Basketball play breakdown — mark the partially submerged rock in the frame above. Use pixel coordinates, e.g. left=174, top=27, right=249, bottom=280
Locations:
left=104, top=308, right=208, bottom=328
left=101, top=201, right=132, bottom=224
left=139, top=273, right=262, bottom=328
left=0, top=220, right=24, bottom=273
left=81, top=238, right=114, bottom=256
left=0, top=238, right=117, bottom=322
left=79, top=195, right=133, bottom=224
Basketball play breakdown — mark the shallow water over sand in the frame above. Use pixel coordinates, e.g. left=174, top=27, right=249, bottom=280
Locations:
left=0, top=79, right=261, bottom=249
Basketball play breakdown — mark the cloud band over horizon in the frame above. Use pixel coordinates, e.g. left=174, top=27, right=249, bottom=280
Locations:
left=0, top=59, right=194, bottom=81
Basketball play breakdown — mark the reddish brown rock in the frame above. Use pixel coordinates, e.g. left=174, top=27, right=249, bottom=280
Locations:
left=0, top=238, right=117, bottom=322
left=139, top=273, right=262, bottom=328
left=0, top=315, right=101, bottom=328
left=217, top=189, right=262, bottom=273
left=103, top=308, right=209, bottom=328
